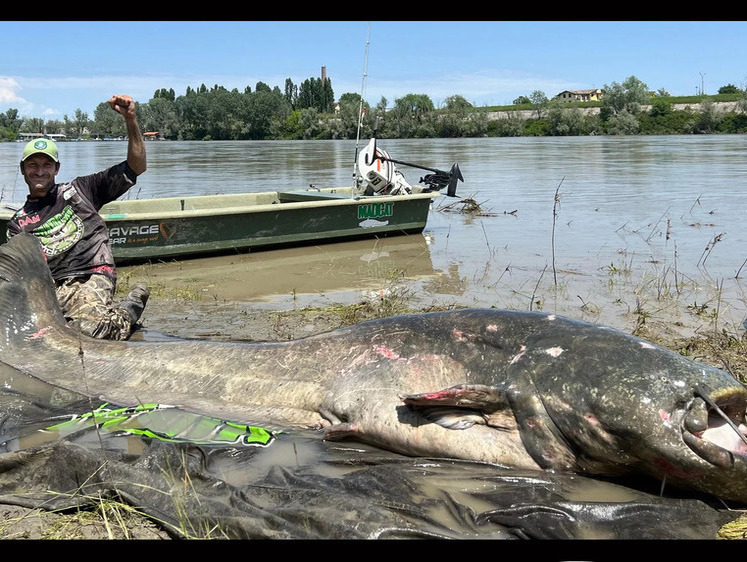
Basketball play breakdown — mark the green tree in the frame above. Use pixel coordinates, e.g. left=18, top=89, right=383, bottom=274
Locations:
left=0, top=108, right=21, bottom=133
left=248, top=87, right=292, bottom=140
left=297, top=107, right=325, bottom=139
left=20, top=117, right=44, bottom=134
left=276, top=109, right=304, bottom=139
left=255, top=81, right=271, bottom=93
left=522, top=118, right=550, bottom=137
left=440, top=95, right=485, bottom=137
left=529, top=90, right=549, bottom=119
left=338, top=92, right=363, bottom=107
left=602, top=75, right=649, bottom=117
left=153, top=88, right=176, bottom=102
left=738, top=88, right=747, bottom=113
left=638, top=104, right=697, bottom=135
left=718, top=84, right=741, bottom=94
left=546, top=105, right=590, bottom=136
left=174, top=88, right=212, bottom=140
left=389, top=93, right=435, bottom=138
left=606, top=109, right=640, bottom=135
left=690, top=99, right=722, bottom=134
left=718, top=113, right=747, bottom=133
left=637, top=98, right=672, bottom=134
left=63, top=108, right=89, bottom=139
left=487, top=112, right=524, bottom=137
left=297, top=77, right=334, bottom=113
left=648, top=98, right=672, bottom=118
left=92, top=101, right=125, bottom=137
left=142, top=95, right=180, bottom=138
left=203, top=86, right=246, bottom=139
left=44, top=119, right=65, bottom=135
left=330, top=92, right=368, bottom=139
left=443, top=95, right=472, bottom=111
left=284, top=78, right=298, bottom=109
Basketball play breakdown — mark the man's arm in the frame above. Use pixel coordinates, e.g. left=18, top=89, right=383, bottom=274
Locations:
left=108, top=94, right=147, bottom=176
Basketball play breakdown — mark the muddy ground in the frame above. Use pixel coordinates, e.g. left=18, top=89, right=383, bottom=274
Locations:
left=2, top=266, right=747, bottom=539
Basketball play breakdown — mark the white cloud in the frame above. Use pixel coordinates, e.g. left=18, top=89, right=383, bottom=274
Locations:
left=0, top=77, right=25, bottom=104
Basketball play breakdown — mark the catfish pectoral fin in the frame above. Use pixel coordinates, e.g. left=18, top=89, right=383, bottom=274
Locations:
left=317, top=407, right=340, bottom=427
left=323, top=421, right=360, bottom=441
left=402, top=384, right=516, bottom=430
left=402, top=384, right=509, bottom=411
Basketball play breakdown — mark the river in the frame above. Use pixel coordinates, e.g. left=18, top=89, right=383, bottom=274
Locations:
left=2, top=135, right=746, bottom=335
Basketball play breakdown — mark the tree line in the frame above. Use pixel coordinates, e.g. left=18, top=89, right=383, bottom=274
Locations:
left=1, top=74, right=747, bottom=142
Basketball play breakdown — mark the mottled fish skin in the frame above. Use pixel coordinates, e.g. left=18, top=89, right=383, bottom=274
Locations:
left=2, top=233, right=747, bottom=504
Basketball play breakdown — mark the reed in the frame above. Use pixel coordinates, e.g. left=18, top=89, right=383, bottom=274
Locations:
left=551, top=177, right=564, bottom=285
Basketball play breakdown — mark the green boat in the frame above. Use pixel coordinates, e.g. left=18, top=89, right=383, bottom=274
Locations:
left=0, top=137, right=463, bottom=264
left=105, top=187, right=444, bottom=263
left=0, top=187, right=440, bottom=264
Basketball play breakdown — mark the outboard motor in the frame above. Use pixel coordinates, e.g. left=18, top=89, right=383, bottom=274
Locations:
left=356, top=136, right=464, bottom=197
left=357, top=138, right=413, bottom=195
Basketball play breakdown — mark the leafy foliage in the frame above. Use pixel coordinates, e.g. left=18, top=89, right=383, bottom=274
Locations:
left=3, top=75, right=747, bottom=141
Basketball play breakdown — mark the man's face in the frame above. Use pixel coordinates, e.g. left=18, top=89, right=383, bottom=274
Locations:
left=20, top=154, right=59, bottom=198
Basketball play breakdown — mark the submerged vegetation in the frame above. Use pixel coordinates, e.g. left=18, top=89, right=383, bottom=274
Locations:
left=2, top=75, right=747, bottom=142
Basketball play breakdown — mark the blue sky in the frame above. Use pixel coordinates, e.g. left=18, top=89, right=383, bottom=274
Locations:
left=2, top=20, right=745, bottom=119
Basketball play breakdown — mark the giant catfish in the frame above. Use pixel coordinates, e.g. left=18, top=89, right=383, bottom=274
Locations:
left=1, top=233, right=747, bottom=503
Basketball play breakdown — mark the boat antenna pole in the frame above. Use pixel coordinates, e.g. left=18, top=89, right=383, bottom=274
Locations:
left=352, top=22, right=371, bottom=190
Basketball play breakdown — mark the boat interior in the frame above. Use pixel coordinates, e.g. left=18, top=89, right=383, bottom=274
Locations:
left=99, top=187, right=361, bottom=217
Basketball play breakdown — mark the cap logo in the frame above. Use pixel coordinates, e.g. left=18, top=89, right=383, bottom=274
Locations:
left=34, top=140, right=48, bottom=150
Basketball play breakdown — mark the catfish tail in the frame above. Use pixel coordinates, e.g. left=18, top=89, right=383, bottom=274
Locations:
left=0, top=234, right=68, bottom=350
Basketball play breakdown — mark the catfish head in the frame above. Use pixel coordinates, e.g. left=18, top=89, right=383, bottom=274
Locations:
left=403, top=311, right=747, bottom=505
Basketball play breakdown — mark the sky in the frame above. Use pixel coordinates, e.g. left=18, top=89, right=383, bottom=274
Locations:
left=1, top=20, right=746, bottom=120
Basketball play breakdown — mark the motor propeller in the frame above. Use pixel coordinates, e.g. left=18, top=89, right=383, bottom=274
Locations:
left=376, top=155, right=464, bottom=197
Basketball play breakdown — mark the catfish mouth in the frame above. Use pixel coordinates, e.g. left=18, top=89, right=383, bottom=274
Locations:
left=682, top=384, right=747, bottom=468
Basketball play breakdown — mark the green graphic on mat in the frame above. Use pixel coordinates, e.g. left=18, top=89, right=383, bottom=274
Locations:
left=44, top=403, right=277, bottom=447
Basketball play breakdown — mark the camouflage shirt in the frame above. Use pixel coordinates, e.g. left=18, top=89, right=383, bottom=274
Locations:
left=6, top=161, right=137, bottom=282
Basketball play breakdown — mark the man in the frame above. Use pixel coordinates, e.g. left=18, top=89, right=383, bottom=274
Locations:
left=7, top=94, right=149, bottom=340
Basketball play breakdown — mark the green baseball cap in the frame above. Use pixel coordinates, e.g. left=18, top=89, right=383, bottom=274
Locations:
left=21, top=138, right=59, bottom=162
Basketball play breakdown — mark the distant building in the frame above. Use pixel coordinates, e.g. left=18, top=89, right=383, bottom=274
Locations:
left=555, top=89, right=604, bottom=103
left=17, top=132, right=67, bottom=141
left=144, top=131, right=164, bottom=141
